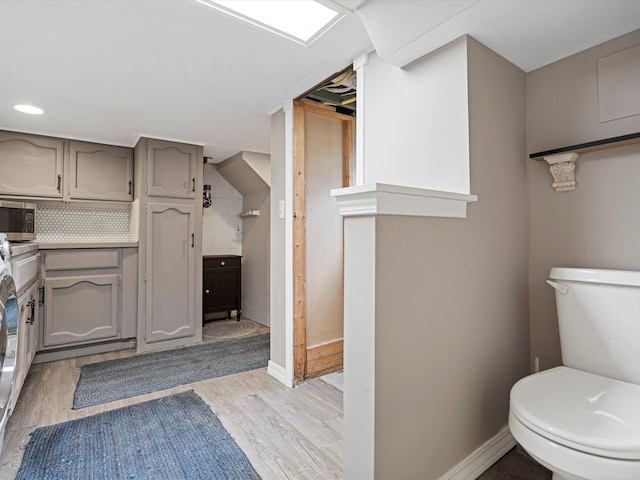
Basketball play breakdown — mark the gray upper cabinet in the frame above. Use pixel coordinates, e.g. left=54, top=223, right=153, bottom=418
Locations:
left=0, top=130, right=135, bottom=202
left=68, top=140, right=133, bottom=201
left=0, top=131, right=64, bottom=198
left=146, top=139, right=197, bottom=198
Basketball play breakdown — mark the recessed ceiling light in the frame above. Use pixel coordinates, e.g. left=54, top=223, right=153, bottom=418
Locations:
left=197, top=0, right=343, bottom=45
left=14, top=104, right=45, bottom=115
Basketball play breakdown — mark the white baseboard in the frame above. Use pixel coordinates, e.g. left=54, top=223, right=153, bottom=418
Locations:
left=438, top=424, right=516, bottom=480
left=267, top=360, right=292, bottom=387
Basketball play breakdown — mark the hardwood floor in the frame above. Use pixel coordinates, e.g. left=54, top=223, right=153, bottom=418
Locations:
left=477, top=447, right=552, bottom=480
left=0, top=320, right=342, bottom=479
left=0, top=318, right=550, bottom=479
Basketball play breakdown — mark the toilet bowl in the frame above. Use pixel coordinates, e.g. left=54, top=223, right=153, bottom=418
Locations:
left=509, top=268, right=640, bottom=480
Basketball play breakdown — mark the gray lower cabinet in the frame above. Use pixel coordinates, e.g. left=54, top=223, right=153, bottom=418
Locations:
left=40, top=248, right=137, bottom=351
left=44, top=273, right=119, bottom=347
left=0, top=130, right=64, bottom=198
left=144, top=203, right=196, bottom=343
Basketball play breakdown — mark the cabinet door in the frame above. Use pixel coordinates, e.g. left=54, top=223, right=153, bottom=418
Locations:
left=13, top=283, right=38, bottom=409
left=0, top=131, right=63, bottom=198
left=68, top=141, right=133, bottom=201
left=44, top=274, right=119, bottom=347
left=146, top=139, right=197, bottom=198
left=145, top=203, right=196, bottom=343
left=25, top=284, right=38, bottom=373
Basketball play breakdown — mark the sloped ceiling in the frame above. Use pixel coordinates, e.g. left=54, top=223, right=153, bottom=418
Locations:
left=357, top=0, right=640, bottom=71
left=0, top=0, right=371, bottom=161
left=1, top=0, right=639, bottom=162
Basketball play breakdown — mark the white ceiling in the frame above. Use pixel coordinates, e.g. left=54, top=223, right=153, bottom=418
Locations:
left=1, top=0, right=639, bottom=162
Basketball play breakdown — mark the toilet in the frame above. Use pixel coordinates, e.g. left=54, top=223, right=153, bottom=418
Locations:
left=509, top=267, right=640, bottom=480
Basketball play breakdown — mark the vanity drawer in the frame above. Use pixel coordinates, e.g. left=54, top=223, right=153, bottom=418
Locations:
left=203, top=256, right=241, bottom=269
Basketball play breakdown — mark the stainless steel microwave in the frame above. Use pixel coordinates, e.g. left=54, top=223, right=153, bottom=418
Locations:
left=0, top=201, right=36, bottom=241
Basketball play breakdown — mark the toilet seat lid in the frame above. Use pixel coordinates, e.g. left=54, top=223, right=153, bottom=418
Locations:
left=510, top=366, right=640, bottom=460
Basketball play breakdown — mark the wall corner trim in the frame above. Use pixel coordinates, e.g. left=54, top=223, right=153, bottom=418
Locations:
left=331, top=183, right=477, bottom=218
left=267, top=360, right=292, bottom=387
left=437, top=425, right=515, bottom=480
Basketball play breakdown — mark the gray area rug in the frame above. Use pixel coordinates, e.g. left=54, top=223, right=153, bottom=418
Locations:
left=73, top=333, right=269, bottom=409
left=18, top=390, right=260, bottom=480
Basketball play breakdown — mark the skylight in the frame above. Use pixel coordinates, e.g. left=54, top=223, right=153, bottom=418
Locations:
left=197, top=0, right=343, bottom=45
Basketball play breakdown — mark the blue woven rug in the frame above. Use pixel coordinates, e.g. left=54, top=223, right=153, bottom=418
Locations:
left=17, top=390, right=260, bottom=479
left=73, top=333, right=269, bottom=409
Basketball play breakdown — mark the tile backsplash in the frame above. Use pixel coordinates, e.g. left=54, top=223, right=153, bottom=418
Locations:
left=36, top=205, right=132, bottom=243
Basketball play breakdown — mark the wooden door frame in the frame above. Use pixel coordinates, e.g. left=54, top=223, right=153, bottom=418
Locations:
left=292, top=99, right=355, bottom=385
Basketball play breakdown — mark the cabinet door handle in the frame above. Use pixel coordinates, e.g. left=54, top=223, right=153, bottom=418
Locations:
left=191, top=233, right=194, bottom=248
left=205, top=289, right=210, bottom=294
left=192, top=177, right=196, bottom=192
left=128, top=180, right=133, bottom=195
left=27, top=300, right=36, bottom=325
left=57, top=174, right=61, bottom=193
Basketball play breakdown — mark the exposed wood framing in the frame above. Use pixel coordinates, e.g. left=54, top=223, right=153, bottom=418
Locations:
left=343, top=118, right=354, bottom=188
left=306, top=339, right=344, bottom=379
left=293, top=100, right=307, bottom=386
left=292, top=99, right=355, bottom=384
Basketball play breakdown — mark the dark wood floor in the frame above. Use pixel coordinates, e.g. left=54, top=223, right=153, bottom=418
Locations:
left=478, top=446, right=551, bottom=480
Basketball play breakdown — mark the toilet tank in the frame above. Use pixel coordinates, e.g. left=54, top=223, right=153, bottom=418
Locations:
left=549, top=267, right=640, bottom=385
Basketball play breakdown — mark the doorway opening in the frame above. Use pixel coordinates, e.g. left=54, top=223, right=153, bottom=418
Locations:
left=292, top=66, right=356, bottom=385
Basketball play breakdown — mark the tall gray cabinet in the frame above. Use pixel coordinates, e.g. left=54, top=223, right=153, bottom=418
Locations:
left=135, top=138, right=203, bottom=352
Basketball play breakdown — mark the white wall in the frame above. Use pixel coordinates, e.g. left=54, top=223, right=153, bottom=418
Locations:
left=202, top=164, right=243, bottom=256
left=361, top=37, right=470, bottom=194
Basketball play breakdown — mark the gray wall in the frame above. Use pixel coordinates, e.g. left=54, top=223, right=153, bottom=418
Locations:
left=241, top=190, right=270, bottom=325
left=371, top=38, right=529, bottom=478
left=528, top=29, right=640, bottom=371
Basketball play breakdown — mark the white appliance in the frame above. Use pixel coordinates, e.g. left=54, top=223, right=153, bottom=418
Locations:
left=0, top=233, right=39, bottom=455
left=0, top=238, right=18, bottom=454
left=509, top=268, right=640, bottom=480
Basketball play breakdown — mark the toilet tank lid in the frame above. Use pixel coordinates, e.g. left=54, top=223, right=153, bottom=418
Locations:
left=550, top=267, right=640, bottom=286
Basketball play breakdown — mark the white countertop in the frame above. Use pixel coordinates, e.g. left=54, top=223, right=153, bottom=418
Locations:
left=10, top=242, right=39, bottom=256
left=37, top=242, right=138, bottom=250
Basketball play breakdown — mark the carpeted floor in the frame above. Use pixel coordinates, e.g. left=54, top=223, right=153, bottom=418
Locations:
left=73, top=333, right=269, bottom=409
left=202, top=318, right=269, bottom=342
left=17, top=390, right=260, bottom=480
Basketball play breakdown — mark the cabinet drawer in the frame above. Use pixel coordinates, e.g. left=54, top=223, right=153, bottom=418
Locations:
left=45, top=249, right=120, bottom=271
left=203, top=256, right=241, bottom=268
left=12, top=252, right=40, bottom=293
